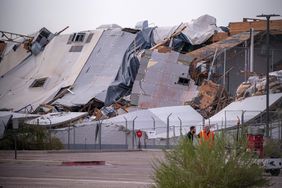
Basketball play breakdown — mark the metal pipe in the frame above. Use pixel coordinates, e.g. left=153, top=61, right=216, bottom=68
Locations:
left=123, top=117, right=128, bottom=146
left=151, top=116, right=156, bottom=145
left=271, top=50, right=274, bottom=72
left=99, top=120, right=102, bottom=150
left=0, top=30, right=33, bottom=39
left=257, top=14, right=280, bottom=137
left=280, top=121, right=282, bottom=141
left=224, top=110, right=227, bottom=131
left=241, top=111, right=245, bottom=137
left=73, top=126, right=76, bottom=147
left=67, top=124, right=70, bottom=149
left=177, top=116, right=182, bottom=136
left=166, top=113, right=172, bottom=149
left=46, top=117, right=52, bottom=146
left=250, top=28, right=254, bottom=72
left=244, top=41, right=248, bottom=82
left=132, top=116, right=138, bottom=149
left=207, top=48, right=218, bottom=80
left=223, top=49, right=226, bottom=87
left=14, top=132, right=17, bottom=160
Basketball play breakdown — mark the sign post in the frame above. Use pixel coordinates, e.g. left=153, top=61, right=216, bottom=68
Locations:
left=136, top=130, right=142, bottom=150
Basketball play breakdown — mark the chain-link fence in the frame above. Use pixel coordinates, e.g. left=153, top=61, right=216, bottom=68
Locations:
left=49, top=109, right=282, bottom=150
left=213, top=110, right=282, bottom=144
left=50, top=114, right=204, bottom=150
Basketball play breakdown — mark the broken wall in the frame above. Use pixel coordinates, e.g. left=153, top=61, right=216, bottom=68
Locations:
left=215, top=35, right=282, bottom=95
left=131, top=50, right=198, bottom=108
left=0, top=30, right=103, bottom=111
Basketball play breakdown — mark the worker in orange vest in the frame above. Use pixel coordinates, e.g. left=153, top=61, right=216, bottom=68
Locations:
left=198, top=126, right=214, bottom=144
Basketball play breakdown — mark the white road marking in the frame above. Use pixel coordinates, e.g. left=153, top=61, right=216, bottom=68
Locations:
left=0, top=176, right=155, bottom=185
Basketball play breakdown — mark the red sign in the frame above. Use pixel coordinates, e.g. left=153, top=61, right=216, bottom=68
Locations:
left=136, top=130, right=142, bottom=138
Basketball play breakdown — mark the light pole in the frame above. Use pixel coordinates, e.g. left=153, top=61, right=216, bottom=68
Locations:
left=256, top=14, right=280, bottom=137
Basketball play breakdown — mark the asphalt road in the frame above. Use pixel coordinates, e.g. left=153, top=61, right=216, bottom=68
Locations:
left=0, top=150, right=162, bottom=188
left=0, top=150, right=281, bottom=188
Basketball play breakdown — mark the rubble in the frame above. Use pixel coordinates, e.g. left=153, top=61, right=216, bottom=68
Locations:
left=236, top=71, right=282, bottom=100
left=0, top=15, right=281, bottom=134
left=187, top=80, right=230, bottom=118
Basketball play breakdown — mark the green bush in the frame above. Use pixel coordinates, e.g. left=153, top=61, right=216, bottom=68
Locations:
left=152, top=136, right=270, bottom=188
left=0, top=125, right=63, bottom=150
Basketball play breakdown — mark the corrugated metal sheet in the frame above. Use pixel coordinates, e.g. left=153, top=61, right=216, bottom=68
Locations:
left=131, top=50, right=198, bottom=109
left=0, top=30, right=103, bottom=111
left=207, top=93, right=282, bottom=129
left=55, top=29, right=136, bottom=106
left=0, top=42, right=31, bottom=77
left=182, top=31, right=260, bottom=65
left=25, top=112, right=88, bottom=127
left=102, top=105, right=203, bottom=139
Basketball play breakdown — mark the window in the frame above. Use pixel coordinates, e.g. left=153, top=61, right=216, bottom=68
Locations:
left=30, top=77, right=48, bottom=88
left=67, top=32, right=87, bottom=44
left=69, top=45, right=83, bottom=52
left=72, top=33, right=86, bottom=42
left=177, top=77, right=190, bottom=86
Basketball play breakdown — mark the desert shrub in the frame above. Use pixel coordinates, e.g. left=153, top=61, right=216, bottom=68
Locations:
left=0, top=125, right=63, bottom=150
left=152, top=135, right=270, bottom=188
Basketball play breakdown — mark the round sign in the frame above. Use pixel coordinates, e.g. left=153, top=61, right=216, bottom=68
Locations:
left=136, top=130, right=142, bottom=138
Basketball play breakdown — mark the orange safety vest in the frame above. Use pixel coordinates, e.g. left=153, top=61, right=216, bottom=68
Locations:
left=198, top=130, right=214, bottom=144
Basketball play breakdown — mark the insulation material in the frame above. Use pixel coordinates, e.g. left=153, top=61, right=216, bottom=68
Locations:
left=103, top=27, right=155, bottom=106
left=153, top=14, right=218, bottom=45
left=236, top=70, right=282, bottom=100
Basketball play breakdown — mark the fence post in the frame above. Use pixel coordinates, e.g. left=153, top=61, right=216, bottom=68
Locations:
left=151, top=116, right=156, bottom=146
left=132, top=116, right=137, bottom=149
left=173, top=124, right=176, bottom=138
left=270, top=122, right=272, bottom=138
left=123, top=117, right=128, bottom=148
left=241, top=110, right=245, bottom=137
left=73, top=125, right=76, bottom=149
left=177, top=116, right=182, bottom=136
left=280, top=121, right=282, bottom=141
left=67, top=124, right=70, bottom=149
left=166, top=113, right=172, bottom=149
left=224, top=110, right=227, bottom=129
left=99, top=120, right=102, bottom=151
left=46, top=117, right=52, bottom=148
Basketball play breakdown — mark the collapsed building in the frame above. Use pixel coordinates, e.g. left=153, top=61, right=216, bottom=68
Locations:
left=0, top=15, right=282, bottom=148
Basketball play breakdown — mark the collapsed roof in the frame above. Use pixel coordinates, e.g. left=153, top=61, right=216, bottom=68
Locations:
left=0, top=15, right=282, bottom=138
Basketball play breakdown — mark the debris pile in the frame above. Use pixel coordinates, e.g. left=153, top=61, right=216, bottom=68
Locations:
left=187, top=80, right=230, bottom=118
left=236, top=71, right=282, bottom=100
left=0, top=15, right=282, bottom=129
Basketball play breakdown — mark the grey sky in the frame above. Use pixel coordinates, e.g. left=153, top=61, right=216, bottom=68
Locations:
left=0, top=0, right=281, bottom=35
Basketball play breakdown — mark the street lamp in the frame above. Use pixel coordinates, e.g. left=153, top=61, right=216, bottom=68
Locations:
left=256, top=14, right=280, bottom=137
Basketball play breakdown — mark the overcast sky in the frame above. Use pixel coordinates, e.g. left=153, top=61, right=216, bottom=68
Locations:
left=0, top=0, right=281, bottom=35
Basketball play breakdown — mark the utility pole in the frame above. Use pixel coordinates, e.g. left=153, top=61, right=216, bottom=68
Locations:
left=256, top=14, right=280, bottom=137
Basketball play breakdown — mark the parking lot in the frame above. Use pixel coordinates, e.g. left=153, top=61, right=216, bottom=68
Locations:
left=0, top=150, right=281, bottom=188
